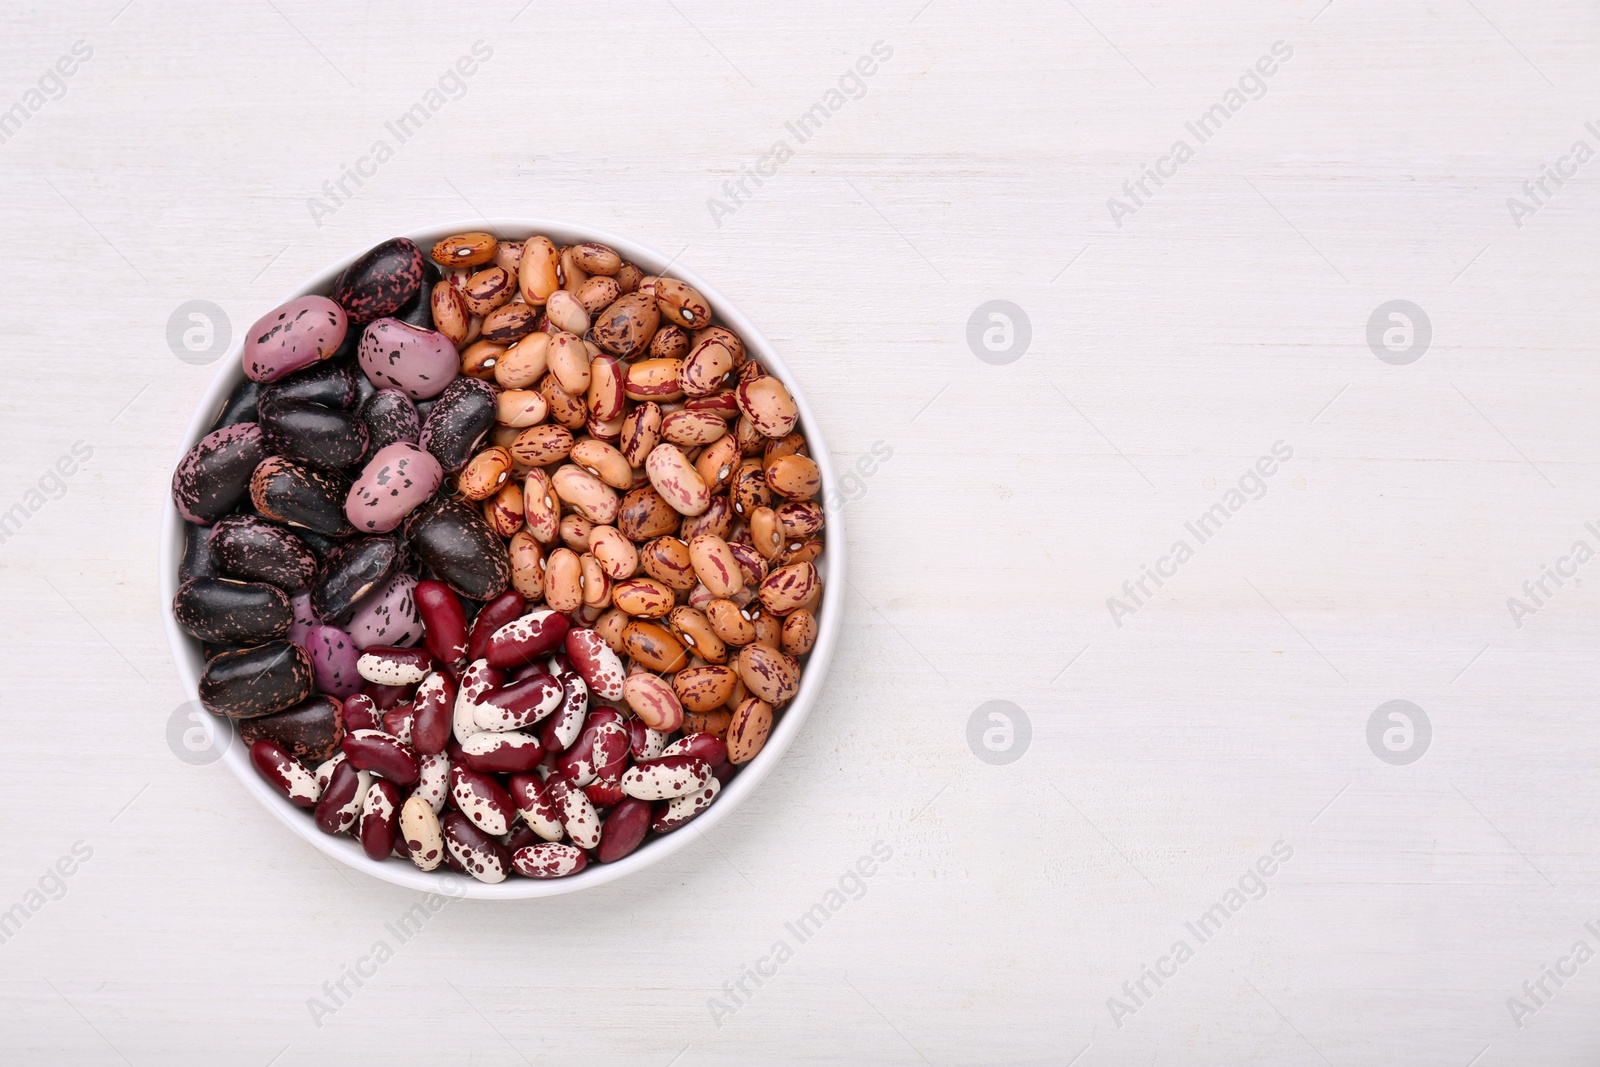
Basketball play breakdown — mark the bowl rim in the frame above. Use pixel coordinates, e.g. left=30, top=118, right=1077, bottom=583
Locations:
left=159, top=217, right=846, bottom=899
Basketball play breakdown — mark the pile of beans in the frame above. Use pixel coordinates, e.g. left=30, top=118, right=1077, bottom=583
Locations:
left=171, top=231, right=825, bottom=882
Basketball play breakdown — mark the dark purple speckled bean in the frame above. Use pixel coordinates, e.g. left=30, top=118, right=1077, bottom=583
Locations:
left=172, top=422, right=268, bottom=525
left=418, top=377, right=498, bottom=474
left=332, top=238, right=427, bottom=325
left=359, top=388, right=421, bottom=451
left=243, top=295, right=349, bottom=383
left=210, top=514, right=319, bottom=592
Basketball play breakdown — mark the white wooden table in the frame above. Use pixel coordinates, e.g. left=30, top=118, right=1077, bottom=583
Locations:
left=2, top=1, right=1598, bottom=1062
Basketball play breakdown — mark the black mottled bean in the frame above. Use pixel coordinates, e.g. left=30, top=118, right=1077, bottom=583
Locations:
left=332, top=237, right=427, bottom=325
left=359, top=388, right=421, bottom=452
left=172, top=423, right=269, bottom=525
left=236, top=695, right=344, bottom=763
left=209, top=378, right=262, bottom=432
left=418, top=377, right=497, bottom=473
left=404, top=495, right=510, bottom=601
left=258, top=358, right=358, bottom=411
left=210, top=514, right=319, bottom=591
left=249, top=457, right=353, bottom=537
left=172, top=577, right=293, bottom=644
left=199, top=640, right=313, bottom=718
left=258, top=396, right=370, bottom=471
left=311, top=535, right=403, bottom=623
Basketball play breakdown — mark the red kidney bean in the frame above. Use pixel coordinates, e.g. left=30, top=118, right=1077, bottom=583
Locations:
left=356, top=646, right=433, bottom=686
left=314, top=760, right=373, bottom=835
left=539, top=670, right=589, bottom=753
left=545, top=774, right=602, bottom=848
left=663, top=732, right=727, bottom=767
left=563, top=627, right=625, bottom=700
left=652, top=776, right=720, bottom=833
left=249, top=739, right=322, bottom=807
left=507, top=823, right=541, bottom=853
left=593, top=721, right=630, bottom=779
left=448, top=763, right=518, bottom=836
left=362, top=680, right=413, bottom=711
left=597, top=798, right=652, bottom=863
left=585, top=774, right=625, bottom=808
left=485, top=608, right=571, bottom=669
left=620, top=754, right=712, bottom=801
left=459, top=730, right=543, bottom=774
left=342, top=729, right=420, bottom=786
left=416, top=579, right=470, bottom=666
left=512, top=841, right=588, bottom=879
left=626, top=717, right=668, bottom=761
left=360, top=779, right=402, bottom=861
left=381, top=703, right=415, bottom=744
left=452, top=658, right=504, bottom=744
left=466, top=590, right=524, bottom=662
left=341, top=692, right=382, bottom=732
left=441, top=810, right=512, bottom=883
left=411, top=672, right=454, bottom=755
left=314, top=752, right=346, bottom=792
left=508, top=773, right=565, bottom=841
left=415, top=753, right=450, bottom=813
left=471, top=673, right=564, bottom=732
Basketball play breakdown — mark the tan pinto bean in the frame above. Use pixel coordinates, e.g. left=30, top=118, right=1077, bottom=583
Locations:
left=622, top=621, right=688, bottom=673
left=779, top=537, right=824, bottom=568
left=545, top=547, right=583, bottom=612
left=678, top=332, right=737, bottom=397
left=731, top=461, right=773, bottom=518
left=595, top=607, right=628, bottom=654
left=558, top=245, right=589, bottom=293
left=432, top=232, right=498, bottom=268
left=692, top=325, right=745, bottom=367
left=509, top=424, right=574, bottom=468
left=611, top=577, right=675, bottom=618
left=645, top=444, right=710, bottom=517
left=689, top=535, right=743, bottom=598
left=545, top=291, right=590, bottom=336
left=457, top=446, right=514, bottom=501
left=758, top=560, right=818, bottom=615
left=776, top=500, right=825, bottom=539
left=616, top=486, right=680, bottom=541
left=432, top=282, right=470, bottom=347
left=615, top=262, right=644, bottom=294
left=764, top=432, right=807, bottom=466
left=569, top=438, right=633, bottom=489
left=735, top=415, right=765, bottom=456
left=705, top=599, right=758, bottom=646
left=695, top=436, right=741, bottom=494
left=639, top=536, right=696, bottom=591
left=588, top=525, right=639, bottom=579
left=481, top=302, right=539, bottom=343
left=493, top=239, right=523, bottom=275
left=518, top=236, right=561, bottom=305
left=674, top=664, right=736, bottom=712
left=484, top=481, right=524, bottom=537
left=461, top=339, right=505, bottom=381
left=725, top=696, right=773, bottom=763
left=668, top=606, right=726, bottom=665
left=619, top=403, right=663, bottom=467
left=765, top=454, right=822, bottom=500
left=560, top=513, right=595, bottom=552
left=650, top=324, right=690, bottom=359
left=551, top=464, right=619, bottom=524
left=660, top=409, right=727, bottom=448
left=489, top=424, right=521, bottom=450
left=496, top=389, right=548, bottom=428
left=752, top=508, right=784, bottom=563
left=727, top=541, right=768, bottom=588
left=781, top=609, right=817, bottom=656
left=580, top=553, right=610, bottom=609
left=571, top=242, right=622, bottom=275
left=654, top=277, right=711, bottom=330
left=751, top=610, right=782, bottom=649
left=522, top=469, right=560, bottom=544
left=680, top=494, right=733, bottom=543
left=574, top=275, right=621, bottom=316
left=737, top=376, right=799, bottom=438
left=462, top=266, right=517, bottom=316
left=508, top=530, right=545, bottom=599
left=586, top=354, right=626, bottom=422
left=493, top=333, right=549, bottom=389
left=592, top=292, right=660, bottom=358
left=625, top=358, right=685, bottom=402
left=547, top=332, right=592, bottom=395
left=735, top=644, right=796, bottom=705
left=539, top=373, right=588, bottom=430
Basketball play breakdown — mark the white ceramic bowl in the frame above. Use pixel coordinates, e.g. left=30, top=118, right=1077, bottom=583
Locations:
left=160, top=219, right=844, bottom=898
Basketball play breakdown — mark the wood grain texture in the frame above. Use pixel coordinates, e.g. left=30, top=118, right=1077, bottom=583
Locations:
left=1, top=0, right=1599, bottom=1062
